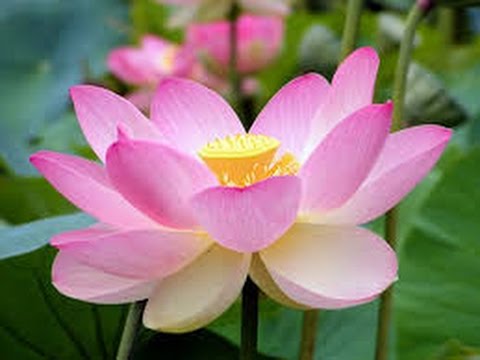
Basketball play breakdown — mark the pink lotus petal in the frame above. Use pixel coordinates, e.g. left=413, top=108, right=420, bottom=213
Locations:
left=52, top=227, right=212, bottom=280
left=151, top=77, right=244, bottom=156
left=300, top=103, right=392, bottom=212
left=267, top=270, right=379, bottom=309
left=260, top=223, right=397, bottom=307
left=106, top=139, right=217, bottom=229
left=249, top=254, right=309, bottom=309
left=52, top=251, right=156, bottom=304
left=107, top=48, right=152, bottom=85
left=318, top=125, right=452, bottom=224
left=309, top=47, right=380, bottom=150
left=70, top=85, right=163, bottom=162
left=250, top=73, right=330, bottom=160
left=51, top=226, right=111, bottom=247
left=143, top=245, right=250, bottom=333
left=191, top=176, right=301, bottom=252
left=30, top=151, right=156, bottom=229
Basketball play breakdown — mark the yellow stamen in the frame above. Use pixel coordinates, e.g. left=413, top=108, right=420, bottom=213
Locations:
left=199, top=134, right=300, bottom=187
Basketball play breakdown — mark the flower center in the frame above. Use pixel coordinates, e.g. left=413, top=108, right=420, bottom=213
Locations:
left=199, top=134, right=299, bottom=187
left=157, top=46, right=178, bottom=72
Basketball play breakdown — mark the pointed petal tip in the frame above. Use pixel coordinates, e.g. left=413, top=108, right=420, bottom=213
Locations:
left=351, top=46, right=379, bottom=63
left=69, top=84, right=94, bottom=99
left=29, top=150, right=61, bottom=169
left=116, top=123, right=133, bottom=142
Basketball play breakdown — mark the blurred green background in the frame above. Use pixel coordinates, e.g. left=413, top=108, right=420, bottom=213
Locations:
left=1, top=0, right=480, bottom=359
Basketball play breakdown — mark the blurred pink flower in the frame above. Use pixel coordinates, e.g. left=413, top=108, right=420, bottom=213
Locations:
left=31, top=47, right=450, bottom=332
left=158, top=0, right=290, bottom=26
left=187, top=15, right=284, bottom=74
left=107, top=35, right=193, bottom=86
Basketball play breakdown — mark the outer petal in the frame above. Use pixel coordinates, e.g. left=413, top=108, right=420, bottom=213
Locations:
left=308, top=47, right=379, bottom=150
left=260, top=223, right=397, bottom=308
left=30, top=151, right=156, bottom=229
left=300, top=103, right=392, bottom=212
left=52, top=251, right=156, bottom=304
left=70, top=85, right=163, bottom=162
left=52, top=228, right=212, bottom=280
left=106, top=139, right=217, bottom=229
left=143, top=245, right=250, bottom=333
left=249, top=254, right=308, bottom=309
left=250, top=73, right=330, bottom=159
left=317, top=125, right=452, bottom=224
left=191, top=176, right=301, bottom=252
left=150, top=77, right=244, bottom=156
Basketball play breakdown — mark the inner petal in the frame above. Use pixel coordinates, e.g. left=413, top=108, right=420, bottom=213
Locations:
left=198, top=134, right=299, bottom=187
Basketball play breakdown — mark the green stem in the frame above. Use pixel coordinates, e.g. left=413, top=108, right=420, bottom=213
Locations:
left=228, top=3, right=241, bottom=109
left=390, top=2, right=426, bottom=132
left=340, top=0, right=365, bottom=61
left=375, top=3, right=429, bottom=360
left=240, top=278, right=259, bottom=360
left=375, top=209, right=398, bottom=360
left=299, top=310, right=320, bottom=360
left=116, top=301, right=146, bottom=360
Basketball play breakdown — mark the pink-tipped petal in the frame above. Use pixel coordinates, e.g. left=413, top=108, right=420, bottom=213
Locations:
left=106, top=139, right=216, bottom=229
left=150, top=77, right=244, bottom=156
left=318, top=125, right=452, bottom=224
left=260, top=223, right=397, bottom=308
left=267, top=270, right=379, bottom=309
left=70, top=85, right=163, bottom=162
left=143, top=245, right=250, bottom=333
left=52, top=227, right=212, bottom=280
left=52, top=251, right=156, bottom=304
left=250, top=73, right=330, bottom=159
left=51, top=226, right=111, bottom=247
left=191, top=176, right=301, bottom=253
left=309, top=47, right=380, bottom=149
left=300, top=103, right=392, bottom=212
left=249, top=254, right=308, bottom=309
left=30, top=151, right=156, bottom=229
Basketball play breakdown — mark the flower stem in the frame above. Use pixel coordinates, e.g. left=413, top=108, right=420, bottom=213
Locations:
left=375, top=3, right=430, bottom=360
left=228, top=2, right=241, bottom=108
left=390, top=1, right=428, bottom=132
left=299, top=310, right=320, bottom=360
left=116, top=300, right=146, bottom=360
left=340, top=0, right=365, bottom=61
left=240, top=278, right=259, bottom=360
left=375, top=208, right=398, bottom=360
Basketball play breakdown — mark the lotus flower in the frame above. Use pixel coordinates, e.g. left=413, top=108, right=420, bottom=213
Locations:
left=30, top=47, right=451, bottom=333
left=187, top=15, right=284, bottom=75
left=107, top=35, right=192, bottom=86
left=157, top=0, right=290, bottom=27
left=107, top=34, right=198, bottom=112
